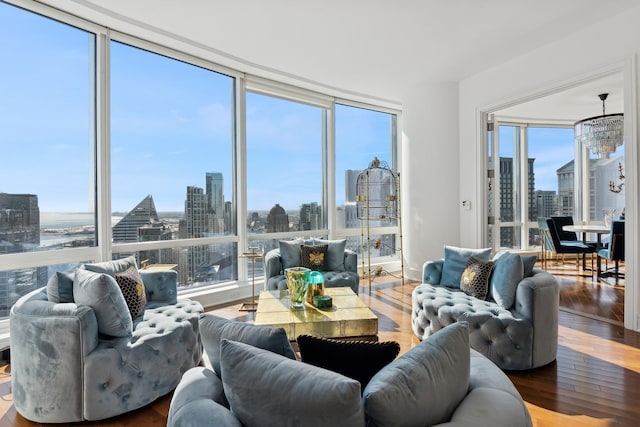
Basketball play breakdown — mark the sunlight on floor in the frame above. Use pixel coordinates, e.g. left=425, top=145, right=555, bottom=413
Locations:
left=559, top=325, right=640, bottom=372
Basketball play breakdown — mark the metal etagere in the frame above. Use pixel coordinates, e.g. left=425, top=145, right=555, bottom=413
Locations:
left=356, top=157, right=404, bottom=294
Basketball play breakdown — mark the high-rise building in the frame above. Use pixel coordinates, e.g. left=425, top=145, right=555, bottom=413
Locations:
left=535, top=190, right=558, bottom=218
left=185, top=186, right=209, bottom=282
left=0, top=192, right=40, bottom=246
left=299, top=202, right=321, bottom=230
left=0, top=193, right=43, bottom=316
left=205, top=172, right=224, bottom=216
left=112, top=195, right=160, bottom=243
left=266, top=204, right=289, bottom=233
left=499, top=157, right=535, bottom=248
left=345, top=169, right=360, bottom=202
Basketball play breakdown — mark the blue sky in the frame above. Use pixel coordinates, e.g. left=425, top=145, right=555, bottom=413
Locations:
left=1, top=2, right=392, bottom=213
left=2, top=2, right=594, bottom=215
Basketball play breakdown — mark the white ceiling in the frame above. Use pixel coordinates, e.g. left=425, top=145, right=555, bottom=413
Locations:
left=42, top=0, right=635, bottom=118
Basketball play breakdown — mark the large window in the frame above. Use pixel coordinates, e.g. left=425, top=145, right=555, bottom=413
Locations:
left=488, top=122, right=625, bottom=252
left=245, top=92, right=324, bottom=240
left=0, top=2, right=96, bottom=313
left=335, top=104, right=397, bottom=258
left=0, top=1, right=400, bottom=323
left=110, top=41, right=236, bottom=288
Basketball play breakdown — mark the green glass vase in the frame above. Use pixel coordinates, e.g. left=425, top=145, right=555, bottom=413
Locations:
left=285, top=267, right=310, bottom=309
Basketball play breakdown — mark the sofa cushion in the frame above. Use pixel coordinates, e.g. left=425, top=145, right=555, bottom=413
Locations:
left=73, top=268, right=133, bottom=337
left=522, top=254, right=537, bottom=277
left=297, top=335, right=400, bottom=389
left=363, top=322, right=470, bottom=427
left=115, top=265, right=147, bottom=318
left=300, top=244, right=328, bottom=271
left=220, top=339, right=364, bottom=427
left=313, top=238, right=347, bottom=271
left=199, top=314, right=296, bottom=375
left=84, top=255, right=137, bottom=276
left=441, top=246, right=492, bottom=287
left=460, top=256, right=494, bottom=300
left=490, top=251, right=524, bottom=309
left=279, top=239, right=303, bottom=270
left=46, top=270, right=75, bottom=303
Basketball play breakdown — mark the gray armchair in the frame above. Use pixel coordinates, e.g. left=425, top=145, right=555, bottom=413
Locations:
left=264, top=239, right=359, bottom=294
left=10, top=262, right=203, bottom=423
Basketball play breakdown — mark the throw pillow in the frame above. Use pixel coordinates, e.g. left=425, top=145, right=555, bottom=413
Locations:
left=114, top=265, right=147, bottom=318
left=279, top=239, right=304, bottom=270
left=46, top=270, right=75, bottom=303
left=490, top=251, right=524, bottom=309
left=459, top=256, right=494, bottom=300
left=84, top=255, right=138, bottom=276
left=300, top=244, right=328, bottom=271
left=297, top=335, right=400, bottom=389
left=73, top=268, right=133, bottom=337
left=313, top=238, right=347, bottom=271
left=220, top=339, right=364, bottom=427
left=362, top=322, right=470, bottom=427
left=522, top=254, right=537, bottom=277
left=440, top=245, right=492, bottom=287
left=199, top=314, right=296, bottom=375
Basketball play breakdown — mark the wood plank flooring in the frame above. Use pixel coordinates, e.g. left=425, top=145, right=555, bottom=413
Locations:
left=0, top=268, right=637, bottom=427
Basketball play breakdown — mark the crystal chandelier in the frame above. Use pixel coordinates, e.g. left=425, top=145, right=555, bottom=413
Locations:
left=574, top=93, right=624, bottom=159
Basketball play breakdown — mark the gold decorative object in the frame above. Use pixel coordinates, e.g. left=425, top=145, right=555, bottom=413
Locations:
left=285, top=267, right=310, bottom=309
left=239, top=245, right=264, bottom=312
left=356, top=157, right=405, bottom=293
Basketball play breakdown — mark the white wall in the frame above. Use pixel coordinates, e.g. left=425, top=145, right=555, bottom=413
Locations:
left=401, top=82, right=460, bottom=281
left=458, top=6, right=640, bottom=330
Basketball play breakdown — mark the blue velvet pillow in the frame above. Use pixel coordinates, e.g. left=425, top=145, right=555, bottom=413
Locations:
left=279, top=239, right=304, bottom=270
left=490, top=251, right=524, bottom=309
left=46, top=270, right=75, bottom=303
left=440, top=246, right=492, bottom=287
left=313, top=238, right=347, bottom=271
left=84, top=255, right=137, bottom=276
left=220, top=340, right=364, bottom=427
left=522, top=254, right=537, bottom=277
left=73, top=268, right=133, bottom=337
left=199, top=314, right=296, bottom=375
left=363, top=322, right=470, bottom=426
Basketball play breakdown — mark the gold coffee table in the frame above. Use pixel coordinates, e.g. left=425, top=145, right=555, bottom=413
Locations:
left=254, top=287, right=378, bottom=340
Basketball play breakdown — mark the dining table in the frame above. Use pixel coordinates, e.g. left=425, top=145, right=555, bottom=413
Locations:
left=563, top=224, right=610, bottom=278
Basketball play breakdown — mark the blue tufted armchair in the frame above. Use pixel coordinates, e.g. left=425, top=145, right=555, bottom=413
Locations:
left=264, top=238, right=359, bottom=294
left=10, top=265, right=203, bottom=423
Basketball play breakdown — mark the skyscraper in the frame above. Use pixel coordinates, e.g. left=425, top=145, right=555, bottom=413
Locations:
left=205, top=172, right=224, bottom=215
left=0, top=192, right=40, bottom=246
left=112, top=195, right=160, bottom=243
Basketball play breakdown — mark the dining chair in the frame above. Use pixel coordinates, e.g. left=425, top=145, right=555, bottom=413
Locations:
left=545, top=218, right=596, bottom=273
left=537, top=217, right=554, bottom=269
left=597, top=220, right=625, bottom=283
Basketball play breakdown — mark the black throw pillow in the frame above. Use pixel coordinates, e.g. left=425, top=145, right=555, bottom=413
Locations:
left=296, top=334, right=400, bottom=389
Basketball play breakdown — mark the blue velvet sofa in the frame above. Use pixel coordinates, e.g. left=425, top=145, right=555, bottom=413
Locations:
left=168, top=319, right=532, bottom=427
left=264, top=238, right=359, bottom=294
left=412, top=247, right=559, bottom=370
left=9, top=256, right=204, bottom=422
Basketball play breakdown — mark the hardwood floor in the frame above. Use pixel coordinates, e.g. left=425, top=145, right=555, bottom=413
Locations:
left=0, top=269, right=637, bottom=427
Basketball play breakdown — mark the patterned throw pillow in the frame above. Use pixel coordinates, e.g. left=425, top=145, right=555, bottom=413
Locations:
left=460, top=256, right=494, bottom=300
left=300, top=244, right=328, bottom=271
left=115, top=265, right=147, bottom=318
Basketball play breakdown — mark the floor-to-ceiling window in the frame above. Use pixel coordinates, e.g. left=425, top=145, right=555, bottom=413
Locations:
left=0, top=1, right=401, bottom=331
left=110, top=41, right=236, bottom=289
left=0, top=2, right=96, bottom=316
left=334, top=103, right=398, bottom=258
left=487, top=121, right=625, bottom=252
